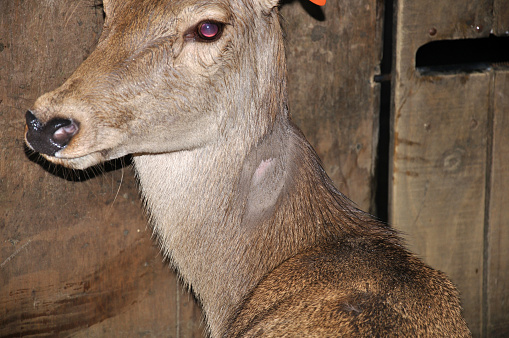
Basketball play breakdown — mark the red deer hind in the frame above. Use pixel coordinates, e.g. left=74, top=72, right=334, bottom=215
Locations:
left=24, top=0, right=471, bottom=336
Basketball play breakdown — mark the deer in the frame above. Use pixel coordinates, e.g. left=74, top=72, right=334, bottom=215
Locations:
left=24, top=0, right=471, bottom=336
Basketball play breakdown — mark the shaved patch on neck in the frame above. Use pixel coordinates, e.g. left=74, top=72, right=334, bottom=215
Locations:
left=237, top=123, right=291, bottom=228
left=253, top=158, right=275, bottom=185
left=245, top=156, right=285, bottom=223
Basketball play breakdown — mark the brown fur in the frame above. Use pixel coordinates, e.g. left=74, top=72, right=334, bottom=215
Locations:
left=25, top=0, right=471, bottom=336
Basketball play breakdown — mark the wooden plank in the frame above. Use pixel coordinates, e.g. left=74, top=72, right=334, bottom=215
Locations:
left=391, top=0, right=495, bottom=335
left=486, top=70, right=509, bottom=337
left=390, top=72, right=488, bottom=335
left=393, top=0, right=493, bottom=64
left=282, top=0, right=383, bottom=212
left=493, top=0, right=509, bottom=36
left=0, top=1, right=204, bottom=336
left=1, top=0, right=383, bottom=336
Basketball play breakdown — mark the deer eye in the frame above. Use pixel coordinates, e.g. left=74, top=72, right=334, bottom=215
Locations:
left=196, top=21, right=223, bottom=41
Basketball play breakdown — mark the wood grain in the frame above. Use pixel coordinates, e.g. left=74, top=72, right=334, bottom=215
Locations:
left=486, top=70, right=509, bottom=336
left=493, top=0, right=509, bottom=36
left=391, top=71, right=488, bottom=335
left=282, top=0, right=383, bottom=212
left=1, top=0, right=383, bottom=336
left=391, top=0, right=509, bottom=335
left=0, top=1, right=205, bottom=336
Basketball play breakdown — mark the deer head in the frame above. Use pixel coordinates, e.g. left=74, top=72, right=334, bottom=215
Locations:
left=25, top=0, right=285, bottom=170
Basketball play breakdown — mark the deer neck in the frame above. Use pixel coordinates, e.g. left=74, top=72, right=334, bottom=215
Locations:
left=133, top=114, right=337, bottom=336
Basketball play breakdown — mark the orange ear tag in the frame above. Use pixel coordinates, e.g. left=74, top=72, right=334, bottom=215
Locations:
left=309, top=0, right=326, bottom=5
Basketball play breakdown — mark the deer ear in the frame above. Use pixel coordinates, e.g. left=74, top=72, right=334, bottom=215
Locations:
left=102, top=0, right=113, bottom=19
left=257, top=0, right=279, bottom=12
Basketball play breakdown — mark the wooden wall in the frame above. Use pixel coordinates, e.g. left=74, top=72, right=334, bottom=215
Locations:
left=0, top=0, right=382, bottom=336
left=283, top=0, right=383, bottom=213
left=3, top=0, right=509, bottom=337
left=0, top=1, right=204, bottom=336
left=390, top=0, right=509, bottom=336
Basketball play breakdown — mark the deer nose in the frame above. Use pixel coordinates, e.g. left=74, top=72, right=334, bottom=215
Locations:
left=25, top=110, right=79, bottom=156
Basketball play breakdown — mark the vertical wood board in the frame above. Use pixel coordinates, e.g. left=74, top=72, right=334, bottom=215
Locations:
left=487, top=70, right=509, bottom=337
left=393, top=0, right=492, bottom=61
left=493, top=0, right=509, bottom=36
left=283, top=0, right=383, bottom=212
left=391, top=72, right=488, bottom=335
left=390, top=0, right=503, bottom=335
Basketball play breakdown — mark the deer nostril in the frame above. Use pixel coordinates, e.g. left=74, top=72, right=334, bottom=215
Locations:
left=51, top=120, right=79, bottom=144
left=25, top=110, right=80, bottom=156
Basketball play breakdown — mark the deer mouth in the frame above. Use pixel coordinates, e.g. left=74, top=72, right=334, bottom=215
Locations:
left=40, top=151, right=106, bottom=170
left=34, top=144, right=124, bottom=170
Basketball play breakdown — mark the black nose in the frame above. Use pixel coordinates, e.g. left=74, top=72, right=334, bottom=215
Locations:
left=25, top=110, right=79, bottom=156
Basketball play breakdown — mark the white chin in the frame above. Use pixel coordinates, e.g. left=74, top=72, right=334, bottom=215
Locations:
left=43, top=152, right=105, bottom=170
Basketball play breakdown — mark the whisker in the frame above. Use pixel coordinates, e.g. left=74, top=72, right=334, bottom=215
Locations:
left=111, top=164, right=124, bottom=207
